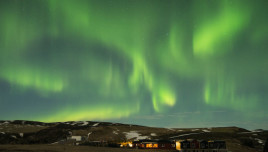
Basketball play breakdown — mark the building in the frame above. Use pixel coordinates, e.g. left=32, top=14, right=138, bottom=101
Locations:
left=176, top=139, right=190, bottom=150
left=136, top=140, right=158, bottom=149
left=176, top=139, right=227, bottom=152
left=129, top=139, right=175, bottom=150
left=120, top=141, right=133, bottom=148
left=199, top=140, right=208, bottom=149
left=121, top=139, right=227, bottom=151
left=189, top=139, right=200, bottom=149
left=157, top=140, right=176, bottom=150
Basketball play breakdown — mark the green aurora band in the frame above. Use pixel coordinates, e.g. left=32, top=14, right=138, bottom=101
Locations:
left=0, top=0, right=267, bottom=129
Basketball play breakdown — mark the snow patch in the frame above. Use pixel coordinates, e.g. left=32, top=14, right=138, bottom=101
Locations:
left=239, top=132, right=254, bottom=134
left=19, top=133, right=24, bottom=137
left=0, top=132, right=5, bottom=134
left=255, top=138, right=263, bottom=144
left=150, top=133, right=157, bottom=136
left=92, top=123, right=99, bottom=127
left=252, top=129, right=263, bottom=133
left=170, top=132, right=202, bottom=138
left=166, top=128, right=175, bottom=131
left=202, top=129, right=210, bottom=132
left=71, top=122, right=77, bottom=126
left=11, top=135, right=17, bottom=139
left=113, top=131, right=118, bottom=135
left=51, top=142, right=58, bottom=144
left=192, top=129, right=199, bottom=131
left=124, top=131, right=149, bottom=140
left=81, top=121, right=89, bottom=126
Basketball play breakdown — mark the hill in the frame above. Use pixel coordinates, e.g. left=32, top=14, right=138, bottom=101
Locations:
left=0, top=120, right=267, bottom=152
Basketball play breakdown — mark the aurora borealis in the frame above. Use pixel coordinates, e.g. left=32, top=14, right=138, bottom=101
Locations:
left=0, top=0, right=268, bottom=130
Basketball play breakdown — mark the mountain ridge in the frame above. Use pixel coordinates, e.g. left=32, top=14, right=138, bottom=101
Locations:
left=0, top=120, right=267, bottom=152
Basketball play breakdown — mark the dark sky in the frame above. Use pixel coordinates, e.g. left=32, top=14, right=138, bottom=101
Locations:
left=0, top=0, right=268, bottom=130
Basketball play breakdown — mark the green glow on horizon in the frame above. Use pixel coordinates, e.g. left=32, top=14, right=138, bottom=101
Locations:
left=41, top=103, right=140, bottom=122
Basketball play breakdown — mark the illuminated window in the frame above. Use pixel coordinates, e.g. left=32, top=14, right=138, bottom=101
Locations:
left=146, top=144, right=153, bottom=148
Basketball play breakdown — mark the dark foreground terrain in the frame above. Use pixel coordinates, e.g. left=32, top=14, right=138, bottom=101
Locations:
left=0, top=145, right=176, bottom=152
left=0, top=120, right=267, bottom=152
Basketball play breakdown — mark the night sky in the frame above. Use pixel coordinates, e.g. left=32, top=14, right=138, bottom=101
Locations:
left=0, top=0, right=268, bottom=130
